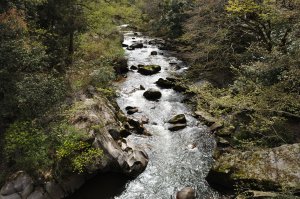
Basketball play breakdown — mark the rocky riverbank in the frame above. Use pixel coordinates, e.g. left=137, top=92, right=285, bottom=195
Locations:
left=0, top=87, right=148, bottom=199
left=187, top=87, right=300, bottom=198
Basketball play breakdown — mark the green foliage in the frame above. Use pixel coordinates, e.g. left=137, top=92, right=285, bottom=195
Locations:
left=0, top=0, right=141, bottom=185
left=16, top=74, right=66, bottom=118
left=192, top=72, right=300, bottom=148
left=2, top=120, right=104, bottom=178
left=146, top=0, right=300, bottom=150
left=86, top=0, right=143, bottom=35
left=226, top=0, right=300, bottom=51
left=72, top=148, right=103, bottom=173
left=4, top=121, right=52, bottom=172
left=52, top=123, right=103, bottom=174
left=141, top=0, right=194, bottom=37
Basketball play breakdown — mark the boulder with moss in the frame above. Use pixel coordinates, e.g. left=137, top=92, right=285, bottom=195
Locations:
left=138, top=65, right=161, bottom=75
left=206, top=144, right=300, bottom=194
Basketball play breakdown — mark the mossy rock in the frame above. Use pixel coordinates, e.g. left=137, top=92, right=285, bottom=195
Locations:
left=206, top=144, right=300, bottom=194
left=138, top=65, right=161, bottom=75
left=156, top=78, right=175, bottom=89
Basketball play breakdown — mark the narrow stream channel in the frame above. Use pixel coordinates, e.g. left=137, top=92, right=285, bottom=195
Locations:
left=69, top=32, right=218, bottom=199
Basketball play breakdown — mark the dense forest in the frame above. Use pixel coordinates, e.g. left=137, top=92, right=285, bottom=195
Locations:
left=0, top=0, right=299, bottom=198
left=0, top=0, right=143, bottom=184
left=143, top=0, right=300, bottom=150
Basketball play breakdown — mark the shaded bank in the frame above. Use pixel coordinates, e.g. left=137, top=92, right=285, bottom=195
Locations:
left=66, top=173, right=131, bottom=199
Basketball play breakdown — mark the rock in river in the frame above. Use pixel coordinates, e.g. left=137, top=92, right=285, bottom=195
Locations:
left=151, top=51, right=158, bottom=55
left=143, top=89, right=162, bottom=101
left=168, top=114, right=187, bottom=124
left=138, top=65, right=161, bottom=75
left=176, top=187, right=196, bottom=199
left=130, top=65, right=138, bottom=70
left=156, top=78, right=175, bottom=89
left=125, top=106, right=138, bottom=115
left=130, top=43, right=143, bottom=49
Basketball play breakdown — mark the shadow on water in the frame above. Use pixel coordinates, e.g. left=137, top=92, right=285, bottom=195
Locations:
left=66, top=172, right=131, bottom=199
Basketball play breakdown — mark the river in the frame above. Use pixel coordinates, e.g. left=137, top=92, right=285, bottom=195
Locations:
left=69, top=31, right=218, bottom=199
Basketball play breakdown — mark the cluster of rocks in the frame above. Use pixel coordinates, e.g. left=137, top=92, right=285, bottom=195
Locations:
left=0, top=171, right=75, bottom=199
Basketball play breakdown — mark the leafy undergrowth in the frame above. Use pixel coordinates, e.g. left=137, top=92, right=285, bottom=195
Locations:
left=2, top=121, right=104, bottom=183
left=191, top=72, right=300, bottom=149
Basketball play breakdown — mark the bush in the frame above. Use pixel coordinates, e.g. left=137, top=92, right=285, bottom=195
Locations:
left=51, top=123, right=104, bottom=174
left=4, top=121, right=52, bottom=172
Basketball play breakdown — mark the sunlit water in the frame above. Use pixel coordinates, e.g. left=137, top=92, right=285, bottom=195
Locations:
left=115, top=32, right=218, bottom=199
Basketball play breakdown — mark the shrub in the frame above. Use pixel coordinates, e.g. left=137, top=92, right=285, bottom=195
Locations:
left=51, top=123, right=104, bottom=174
left=4, top=121, right=52, bottom=172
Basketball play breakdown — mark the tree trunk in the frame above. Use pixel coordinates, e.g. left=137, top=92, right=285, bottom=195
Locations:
left=68, top=31, right=74, bottom=64
left=69, top=31, right=74, bottom=55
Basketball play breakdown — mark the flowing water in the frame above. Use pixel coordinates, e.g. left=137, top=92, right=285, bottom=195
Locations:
left=115, top=32, right=218, bottom=199
left=69, top=32, right=218, bottom=199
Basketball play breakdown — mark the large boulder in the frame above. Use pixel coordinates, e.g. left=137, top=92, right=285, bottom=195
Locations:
left=71, top=95, right=149, bottom=176
left=127, top=118, right=146, bottom=135
left=143, top=89, right=162, bottom=101
left=176, top=187, right=196, bottom=199
left=156, top=78, right=175, bottom=89
left=138, top=65, right=161, bottom=75
left=0, top=172, right=34, bottom=199
left=206, top=144, right=300, bottom=193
